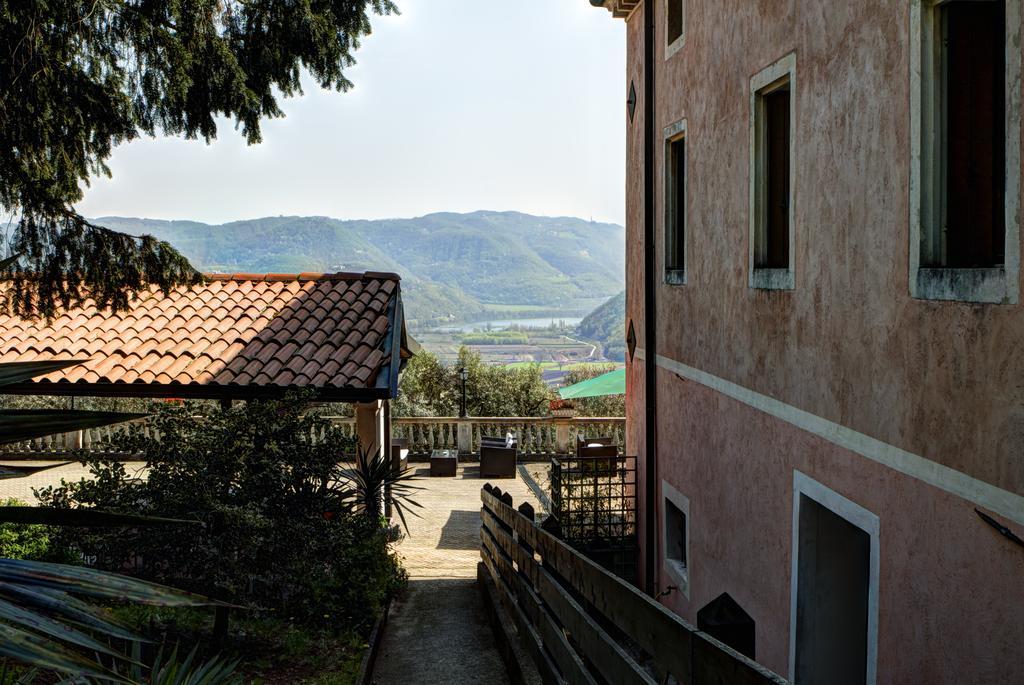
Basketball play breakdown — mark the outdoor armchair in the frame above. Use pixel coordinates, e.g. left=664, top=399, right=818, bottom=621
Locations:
left=480, top=435, right=517, bottom=479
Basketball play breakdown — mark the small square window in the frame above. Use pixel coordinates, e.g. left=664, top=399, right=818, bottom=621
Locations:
left=665, top=500, right=687, bottom=567
left=664, top=120, right=687, bottom=285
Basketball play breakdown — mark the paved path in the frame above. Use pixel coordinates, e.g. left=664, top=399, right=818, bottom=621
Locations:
left=0, top=461, right=148, bottom=503
left=371, top=464, right=544, bottom=685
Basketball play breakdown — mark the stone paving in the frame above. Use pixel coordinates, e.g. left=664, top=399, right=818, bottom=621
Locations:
left=371, top=463, right=547, bottom=685
left=390, top=463, right=544, bottom=578
left=0, top=460, right=148, bottom=503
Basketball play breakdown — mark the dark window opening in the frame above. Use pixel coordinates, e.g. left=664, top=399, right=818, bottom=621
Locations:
left=666, top=136, right=686, bottom=275
left=939, top=0, right=1006, bottom=268
left=761, top=85, right=791, bottom=269
left=667, top=1, right=684, bottom=45
left=665, top=498, right=686, bottom=568
left=794, top=495, right=871, bottom=685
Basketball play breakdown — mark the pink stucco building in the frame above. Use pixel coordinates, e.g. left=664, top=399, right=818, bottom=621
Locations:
left=593, top=1, right=1024, bottom=683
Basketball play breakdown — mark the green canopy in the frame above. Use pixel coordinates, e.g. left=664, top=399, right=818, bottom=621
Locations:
left=558, top=367, right=626, bottom=399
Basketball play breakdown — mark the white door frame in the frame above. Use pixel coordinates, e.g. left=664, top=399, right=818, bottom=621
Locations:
left=789, top=471, right=880, bottom=685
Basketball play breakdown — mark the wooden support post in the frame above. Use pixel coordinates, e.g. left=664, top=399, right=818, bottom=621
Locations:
left=384, top=401, right=393, bottom=519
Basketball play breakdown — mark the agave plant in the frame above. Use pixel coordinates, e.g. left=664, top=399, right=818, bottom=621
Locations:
left=0, top=359, right=226, bottom=680
left=0, top=559, right=228, bottom=682
left=339, top=444, right=423, bottom=534
left=91, top=644, right=244, bottom=685
left=0, top=660, right=35, bottom=685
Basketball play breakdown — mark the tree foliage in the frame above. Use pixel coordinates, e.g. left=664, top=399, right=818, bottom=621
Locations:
left=562, top=363, right=625, bottom=417
left=0, top=500, right=55, bottom=561
left=36, top=395, right=407, bottom=629
left=0, top=0, right=396, bottom=317
left=394, top=347, right=553, bottom=418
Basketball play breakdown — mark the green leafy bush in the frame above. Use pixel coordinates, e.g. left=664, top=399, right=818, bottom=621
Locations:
left=36, top=394, right=406, bottom=631
left=0, top=499, right=52, bottom=560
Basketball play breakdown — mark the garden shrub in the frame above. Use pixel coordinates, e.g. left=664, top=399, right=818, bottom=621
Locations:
left=36, top=394, right=406, bottom=632
left=0, top=498, right=53, bottom=560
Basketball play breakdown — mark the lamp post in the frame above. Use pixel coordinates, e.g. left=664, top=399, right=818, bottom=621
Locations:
left=459, top=366, right=469, bottom=418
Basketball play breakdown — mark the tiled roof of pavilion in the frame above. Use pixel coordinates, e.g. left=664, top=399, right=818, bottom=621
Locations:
left=0, top=272, right=415, bottom=401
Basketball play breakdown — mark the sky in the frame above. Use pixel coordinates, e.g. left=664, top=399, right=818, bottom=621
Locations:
left=75, top=1, right=627, bottom=227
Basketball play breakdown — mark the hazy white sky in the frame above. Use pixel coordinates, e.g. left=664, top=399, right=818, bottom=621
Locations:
left=76, top=1, right=626, bottom=226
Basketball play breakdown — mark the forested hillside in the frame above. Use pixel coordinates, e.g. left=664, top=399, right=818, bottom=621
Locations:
left=576, top=290, right=625, bottom=362
left=96, top=211, right=624, bottom=327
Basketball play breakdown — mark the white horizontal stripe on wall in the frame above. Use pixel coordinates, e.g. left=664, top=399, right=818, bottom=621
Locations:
left=634, top=348, right=1024, bottom=526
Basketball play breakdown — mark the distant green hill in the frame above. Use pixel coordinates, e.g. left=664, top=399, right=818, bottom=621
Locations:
left=96, top=211, right=624, bottom=327
left=576, top=290, right=625, bottom=362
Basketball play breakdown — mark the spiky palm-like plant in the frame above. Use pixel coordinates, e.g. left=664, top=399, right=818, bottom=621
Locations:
left=340, top=445, right=423, bottom=534
left=0, top=359, right=225, bottom=681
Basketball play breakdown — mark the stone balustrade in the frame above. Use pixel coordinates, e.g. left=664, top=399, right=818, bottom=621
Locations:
left=324, top=416, right=626, bottom=457
left=0, top=415, right=626, bottom=458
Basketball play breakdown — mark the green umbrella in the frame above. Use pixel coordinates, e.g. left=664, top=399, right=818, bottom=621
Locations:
left=558, top=367, right=626, bottom=399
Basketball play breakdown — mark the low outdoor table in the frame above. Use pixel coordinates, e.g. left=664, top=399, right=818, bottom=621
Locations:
left=429, top=449, right=458, bottom=477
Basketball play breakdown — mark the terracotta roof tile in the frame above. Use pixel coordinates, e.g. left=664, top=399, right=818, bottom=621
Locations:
left=0, top=272, right=405, bottom=397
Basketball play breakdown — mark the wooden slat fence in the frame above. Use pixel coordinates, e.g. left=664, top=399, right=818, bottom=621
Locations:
left=478, top=485, right=788, bottom=685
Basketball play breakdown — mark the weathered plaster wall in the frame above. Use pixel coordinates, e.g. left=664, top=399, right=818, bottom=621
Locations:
left=647, top=0, right=1024, bottom=494
left=618, top=0, right=1024, bottom=681
left=623, top=6, right=649, bottom=584
left=655, top=372, right=1024, bottom=683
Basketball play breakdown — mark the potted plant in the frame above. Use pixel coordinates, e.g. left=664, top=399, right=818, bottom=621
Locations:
left=549, top=398, right=576, bottom=418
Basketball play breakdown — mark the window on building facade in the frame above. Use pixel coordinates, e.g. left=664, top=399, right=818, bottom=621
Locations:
left=911, top=0, right=1020, bottom=303
left=665, top=120, right=686, bottom=284
left=940, top=1, right=1005, bottom=268
left=666, top=1, right=685, bottom=58
left=749, top=54, right=796, bottom=290
left=662, top=481, right=689, bottom=596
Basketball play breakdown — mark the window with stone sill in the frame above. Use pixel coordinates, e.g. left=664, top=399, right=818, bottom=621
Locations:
left=664, top=119, right=687, bottom=285
left=666, top=1, right=685, bottom=59
left=662, top=481, right=689, bottom=597
left=749, top=53, right=796, bottom=291
left=910, top=0, right=1021, bottom=304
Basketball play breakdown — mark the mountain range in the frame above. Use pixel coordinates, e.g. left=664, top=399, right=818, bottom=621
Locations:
left=96, top=211, right=625, bottom=328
